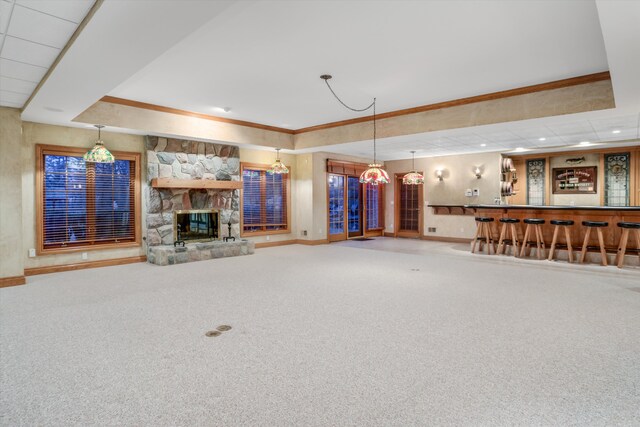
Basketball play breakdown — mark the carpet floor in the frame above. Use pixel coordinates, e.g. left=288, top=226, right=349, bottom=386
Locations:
left=1, top=239, right=639, bottom=426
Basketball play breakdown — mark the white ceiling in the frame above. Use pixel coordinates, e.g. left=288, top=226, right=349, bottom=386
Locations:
left=16, top=0, right=640, bottom=160
left=0, top=0, right=94, bottom=108
left=107, top=0, right=609, bottom=129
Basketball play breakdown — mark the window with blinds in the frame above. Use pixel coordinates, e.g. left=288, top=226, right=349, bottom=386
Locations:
left=37, top=145, right=140, bottom=253
left=241, top=163, right=289, bottom=235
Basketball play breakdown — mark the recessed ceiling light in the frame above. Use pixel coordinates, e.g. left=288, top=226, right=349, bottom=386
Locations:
left=612, top=129, right=621, bottom=134
left=480, top=143, right=487, bottom=147
left=213, top=107, right=231, bottom=113
left=44, top=107, right=64, bottom=112
left=579, top=141, right=591, bottom=146
left=514, top=147, right=525, bottom=152
left=538, top=137, right=546, bottom=141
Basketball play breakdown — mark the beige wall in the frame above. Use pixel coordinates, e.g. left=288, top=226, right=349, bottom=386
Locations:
left=384, top=151, right=502, bottom=239
left=0, top=108, right=24, bottom=279
left=21, top=122, right=146, bottom=269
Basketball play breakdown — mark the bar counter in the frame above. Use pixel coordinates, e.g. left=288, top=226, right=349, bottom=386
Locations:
left=464, top=204, right=640, bottom=250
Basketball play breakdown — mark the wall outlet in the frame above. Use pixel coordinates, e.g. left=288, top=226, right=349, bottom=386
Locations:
left=473, top=188, right=480, bottom=196
left=82, top=252, right=88, bottom=260
left=28, top=248, right=36, bottom=258
left=266, top=236, right=270, bottom=241
left=301, top=230, right=307, bottom=236
left=427, top=227, right=436, bottom=233
left=465, top=189, right=473, bottom=197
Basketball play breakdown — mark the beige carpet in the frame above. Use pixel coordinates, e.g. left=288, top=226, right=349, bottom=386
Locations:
left=1, top=239, right=639, bottom=426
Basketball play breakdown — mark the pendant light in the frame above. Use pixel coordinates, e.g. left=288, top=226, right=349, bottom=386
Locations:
left=83, top=125, right=114, bottom=163
left=267, top=148, right=289, bottom=174
left=320, top=75, right=389, bottom=185
left=402, top=151, right=424, bottom=185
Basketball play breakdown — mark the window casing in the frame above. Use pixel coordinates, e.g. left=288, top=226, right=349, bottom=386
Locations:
left=36, top=145, right=141, bottom=254
left=240, top=163, right=290, bottom=236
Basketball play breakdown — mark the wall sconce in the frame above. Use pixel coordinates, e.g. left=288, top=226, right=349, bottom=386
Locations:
left=436, top=169, right=444, bottom=181
left=475, top=167, right=482, bottom=179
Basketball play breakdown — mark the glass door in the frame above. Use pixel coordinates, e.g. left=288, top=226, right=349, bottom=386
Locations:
left=347, top=176, right=363, bottom=238
left=395, top=174, right=422, bottom=237
left=328, top=174, right=346, bottom=241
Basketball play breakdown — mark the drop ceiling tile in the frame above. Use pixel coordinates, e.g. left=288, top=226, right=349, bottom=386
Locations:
left=0, top=89, right=28, bottom=104
left=8, top=5, right=77, bottom=48
left=15, top=0, right=93, bottom=24
left=1, top=36, right=59, bottom=67
left=0, top=75, right=36, bottom=93
left=0, top=57, right=46, bottom=82
left=1, top=1, right=13, bottom=34
left=0, top=100, right=24, bottom=108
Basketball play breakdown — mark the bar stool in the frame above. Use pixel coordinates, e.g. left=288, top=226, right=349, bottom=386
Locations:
left=547, top=220, right=574, bottom=263
left=496, top=218, right=521, bottom=256
left=471, top=217, right=495, bottom=255
left=579, top=221, right=608, bottom=266
left=615, top=222, right=640, bottom=268
left=519, top=218, right=545, bottom=259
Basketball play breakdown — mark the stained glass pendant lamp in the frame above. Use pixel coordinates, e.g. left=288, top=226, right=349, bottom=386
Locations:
left=402, top=151, right=424, bottom=185
left=320, top=74, right=389, bottom=185
left=83, top=125, right=114, bottom=163
left=267, top=148, right=289, bottom=174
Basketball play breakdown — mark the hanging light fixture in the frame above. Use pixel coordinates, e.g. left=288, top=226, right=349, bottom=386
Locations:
left=402, top=151, right=424, bottom=185
left=320, top=75, right=389, bottom=185
left=83, top=125, right=114, bottom=163
left=267, top=148, right=289, bottom=174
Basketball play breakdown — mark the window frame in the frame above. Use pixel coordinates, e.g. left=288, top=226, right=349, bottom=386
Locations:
left=36, top=144, right=142, bottom=255
left=240, top=162, right=291, bottom=237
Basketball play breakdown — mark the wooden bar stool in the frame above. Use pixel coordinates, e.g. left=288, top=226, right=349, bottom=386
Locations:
left=579, top=221, right=609, bottom=266
left=496, top=218, right=521, bottom=256
left=615, top=222, right=640, bottom=268
left=519, top=218, right=546, bottom=259
left=547, top=219, right=574, bottom=263
left=471, top=217, right=496, bottom=255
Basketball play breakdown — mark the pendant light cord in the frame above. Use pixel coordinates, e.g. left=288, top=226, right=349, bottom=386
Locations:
left=322, top=78, right=377, bottom=164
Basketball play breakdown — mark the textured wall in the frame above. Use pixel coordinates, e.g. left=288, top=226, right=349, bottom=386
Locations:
left=0, top=108, right=24, bottom=279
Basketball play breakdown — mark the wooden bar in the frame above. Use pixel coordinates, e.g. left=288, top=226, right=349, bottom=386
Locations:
left=464, top=204, right=640, bottom=251
left=151, top=178, right=243, bottom=190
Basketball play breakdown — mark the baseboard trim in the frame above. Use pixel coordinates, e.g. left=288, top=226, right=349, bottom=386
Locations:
left=383, top=232, right=395, bottom=237
left=255, top=239, right=329, bottom=249
left=421, top=236, right=472, bottom=243
left=0, top=275, right=26, bottom=288
left=295, top=239, right=330, bottom=246
left=24, top=256, right=147, bottom=276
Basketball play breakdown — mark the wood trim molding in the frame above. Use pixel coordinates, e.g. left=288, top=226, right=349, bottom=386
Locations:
left=101, top=72, right=610, bottom=137
left=100, top=96, right=295, bottom=135
left=24, top=256, right=147, bottom=276
left=421, top=236, right=472, bottom=244
left=150, top=178, right=243, bottom=190
left=295, top=72, right=611, bottom=134
left=0, top=276, right=26, bottom=288
left=254, top=239, right=329, bottom=248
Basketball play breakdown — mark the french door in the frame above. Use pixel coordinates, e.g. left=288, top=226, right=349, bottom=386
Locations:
left=328, top=173, right=384, bottom=241
left=395, top=174, right=423, bottom=238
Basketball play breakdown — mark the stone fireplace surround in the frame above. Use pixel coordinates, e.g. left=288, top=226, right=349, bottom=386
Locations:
left=144, top=136, right=242, bottom=248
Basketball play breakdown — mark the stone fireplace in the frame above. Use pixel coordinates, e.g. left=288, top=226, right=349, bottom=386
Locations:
left=144, top=136, right=254, bottom=266
left=144, top=136, right=240, bottom=246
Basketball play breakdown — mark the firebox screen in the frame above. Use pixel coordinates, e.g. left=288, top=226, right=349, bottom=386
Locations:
left=175, top=211, right=218, bottom=241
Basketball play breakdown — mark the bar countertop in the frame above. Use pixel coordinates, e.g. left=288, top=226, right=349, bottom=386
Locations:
left=463, top=204, right=640, bottom=211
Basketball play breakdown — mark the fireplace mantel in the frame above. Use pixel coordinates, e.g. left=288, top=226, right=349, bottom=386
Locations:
left=150, top=178, right=242, bottom=190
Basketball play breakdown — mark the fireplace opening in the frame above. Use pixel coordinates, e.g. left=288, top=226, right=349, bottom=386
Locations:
left=174, top=209, right=219, bottom=243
